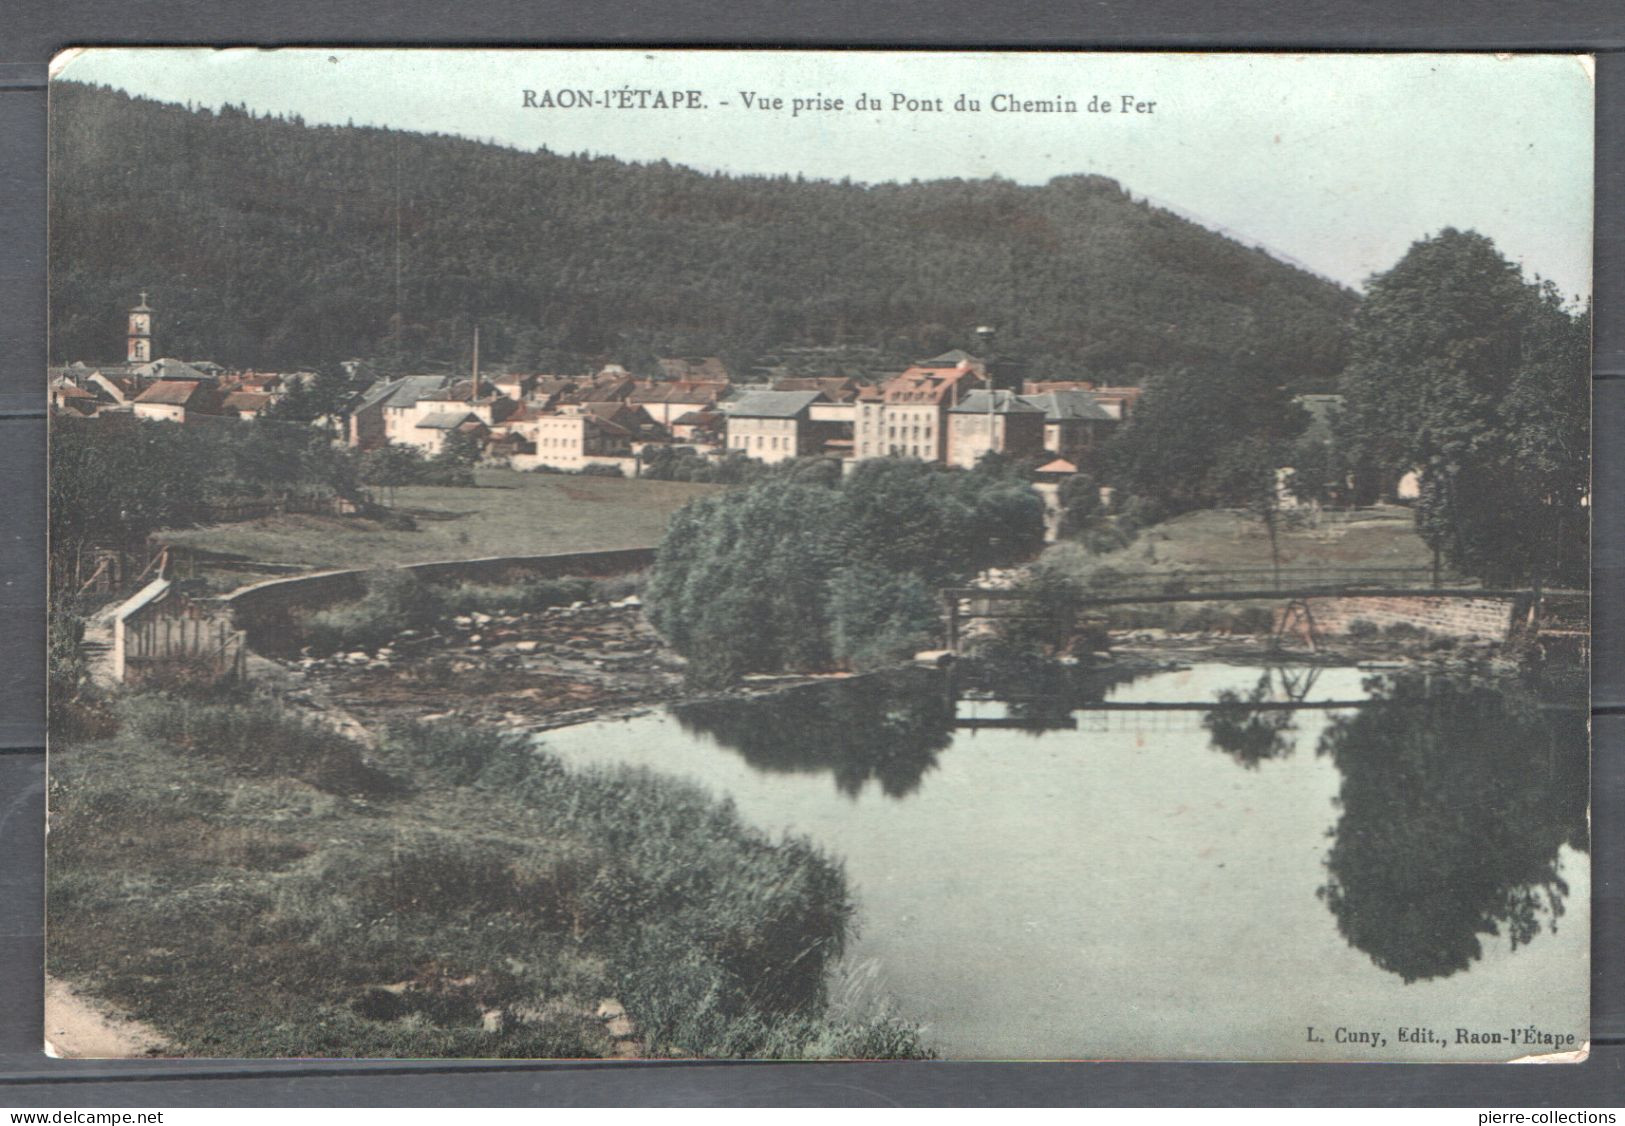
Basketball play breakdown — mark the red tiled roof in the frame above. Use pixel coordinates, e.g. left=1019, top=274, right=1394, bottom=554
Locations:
left=882, top=366, right=985, bottom=406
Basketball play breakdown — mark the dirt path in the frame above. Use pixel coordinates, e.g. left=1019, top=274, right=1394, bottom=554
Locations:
left=44, top=975, right=169, bottom=1058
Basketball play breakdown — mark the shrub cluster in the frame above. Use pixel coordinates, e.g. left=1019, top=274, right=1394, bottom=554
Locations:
left=122, top=691, right=396, bottom=796
left=647, top=458, right=1045, bottom=682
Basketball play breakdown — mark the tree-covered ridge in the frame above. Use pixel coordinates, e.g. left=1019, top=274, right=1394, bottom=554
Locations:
left=50, top=81, right=1356, bottom=385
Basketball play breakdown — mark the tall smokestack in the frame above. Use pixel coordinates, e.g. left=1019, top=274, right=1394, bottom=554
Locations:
left=471, top=323, right=481, bottom=400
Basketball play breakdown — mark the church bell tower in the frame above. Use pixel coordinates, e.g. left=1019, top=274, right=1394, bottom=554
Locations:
left=127, top=292, right=153, bottom=363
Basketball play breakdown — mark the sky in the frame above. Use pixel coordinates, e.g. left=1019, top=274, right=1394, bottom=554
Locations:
left=54, top=48, right=1595, bottom=299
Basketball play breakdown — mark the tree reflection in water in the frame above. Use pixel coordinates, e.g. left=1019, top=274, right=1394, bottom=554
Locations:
left=674, top=668, right=955, bottom=799
left=1202, top=672, right=1299, bottom=768
left=1315, top=671, right=1589, bottom=984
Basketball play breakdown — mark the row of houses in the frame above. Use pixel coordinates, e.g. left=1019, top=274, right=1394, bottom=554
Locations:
left=341, top=350, right=1141, bottom=476
left=51, top=295, right=338, bottom=425
left=50, top=356, right=313, bottom=424
left=55, top=352, right=1140, bottom=479
left=54, top=296, right=1146, bottom=477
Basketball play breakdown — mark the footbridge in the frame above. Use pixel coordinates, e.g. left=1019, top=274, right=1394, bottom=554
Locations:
left=944, top=566, right=1587, bottom=651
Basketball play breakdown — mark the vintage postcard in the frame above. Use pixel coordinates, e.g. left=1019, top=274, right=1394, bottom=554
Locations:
left=44, top=49, right=1592, bottom=1062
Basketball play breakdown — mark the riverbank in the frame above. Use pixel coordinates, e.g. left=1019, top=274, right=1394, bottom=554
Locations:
left=270, top=580, right=1528, bottom=741
left=528, top=658, right=1589, bottom=1061
left=270, top=582, right=863, bottom=736
left=47, top=685, right=932, bottom=1060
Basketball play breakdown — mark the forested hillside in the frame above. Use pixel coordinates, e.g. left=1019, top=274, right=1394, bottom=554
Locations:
left=50, top=81, right=1356, bottom=385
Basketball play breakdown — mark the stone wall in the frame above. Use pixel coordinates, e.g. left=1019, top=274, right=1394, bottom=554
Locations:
left=221, top=547, right=656, bottom=649
left=1280, top=594, right=1526, bottom=641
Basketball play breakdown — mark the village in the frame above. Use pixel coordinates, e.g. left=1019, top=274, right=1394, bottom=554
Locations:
left=53, top=290, right=1544, bottom=708
left=50, top=295, right=1162, bottom=521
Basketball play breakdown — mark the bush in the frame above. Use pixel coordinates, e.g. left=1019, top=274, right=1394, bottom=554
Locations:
left=47, top=599, right=87, bottom=708
left=436, top=576, right=595, bottom=616
left=591, top=572, right=644, bottom=602
left=302, top=568, right=444, bottom=652
left=985, top=567, right=1087, bottom=658
left=828, top=565, right=941, bottom=670
left=1229, top=605, right=1278, bottom=634
left=579, top=463, right=624, bottom=477
left=1346, top=618, right=1380, bottom=639
left=375, top=508, right=418, bottom=531
left=1080, top=523, right=1133, bottom=555
left=1117, top=494, right=1169, bottom=533
left=122, top=692, right=396, bottom=796
left=383, top=719, right=534, bottom=787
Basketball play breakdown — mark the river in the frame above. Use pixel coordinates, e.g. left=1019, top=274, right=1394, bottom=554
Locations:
left=538, top=661, right=1590, bottom=1061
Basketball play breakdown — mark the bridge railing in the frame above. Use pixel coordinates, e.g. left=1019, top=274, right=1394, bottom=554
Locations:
left=1072, top=565, right=1474, bottom=599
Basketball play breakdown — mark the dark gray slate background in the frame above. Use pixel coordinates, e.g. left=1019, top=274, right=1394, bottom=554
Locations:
left=2, top=0, right=1621, bottom=1105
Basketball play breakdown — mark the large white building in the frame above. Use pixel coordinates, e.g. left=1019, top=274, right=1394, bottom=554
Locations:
left=724, top=390, right=826, bottom=464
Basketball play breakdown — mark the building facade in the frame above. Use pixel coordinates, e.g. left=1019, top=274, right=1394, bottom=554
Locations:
left=724, top=390, right=826, bottom=464
left=945, top=390, right=1047, bottom=468
left=853, top=363, right=985, bottom=461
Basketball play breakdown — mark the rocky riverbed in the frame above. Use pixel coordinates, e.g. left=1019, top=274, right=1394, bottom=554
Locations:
left=269, top=596, right=850, bottom=732
left=262, top=593, right=1524, bottom=740
left=270, top=597, right=690, bottom=731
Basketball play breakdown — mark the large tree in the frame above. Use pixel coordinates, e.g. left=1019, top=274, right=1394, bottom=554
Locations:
left=1105, top=359, right=1309, bottom=515
left=1336, top=229, right=1588, bottom=587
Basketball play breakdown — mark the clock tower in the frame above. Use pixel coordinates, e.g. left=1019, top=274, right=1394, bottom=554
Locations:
left=127, top=292, right=153, bottom=363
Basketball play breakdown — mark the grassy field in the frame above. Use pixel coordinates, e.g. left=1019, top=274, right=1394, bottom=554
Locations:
left=1042, top=506, right=1438, bottom=585
left=160, top=469, right=722, bottom=571
left=1032, top=506, right=1445, bottom=635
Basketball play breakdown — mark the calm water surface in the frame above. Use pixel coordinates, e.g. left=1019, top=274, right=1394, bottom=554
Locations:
left=539, top=663, right=1589, bottom=1060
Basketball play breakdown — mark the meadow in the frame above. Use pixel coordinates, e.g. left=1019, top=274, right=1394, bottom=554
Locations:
left=1041, top=505, right=1439, bottom=586
left=159, top=469, right=722, bottom=572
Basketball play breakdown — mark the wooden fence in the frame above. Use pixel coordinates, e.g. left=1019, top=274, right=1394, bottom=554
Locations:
left=114, top=581, right=247, bottom=686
